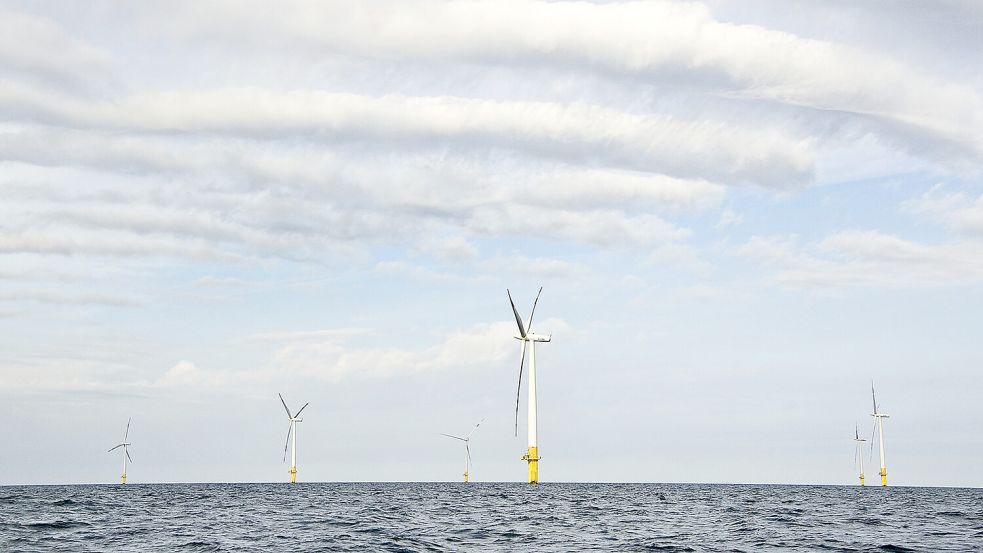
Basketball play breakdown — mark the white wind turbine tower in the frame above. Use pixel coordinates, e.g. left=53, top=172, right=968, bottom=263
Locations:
left=279, top=393, right=309, bottom=483
left=508, top=287, right=551, bottom=484
left=870, top=383, right=890, bottom=486
left=440, top=419, right=484, bottom=482
left=107, top=418, right=132, bottom=485
left=853, top=423, right=866, bottom=486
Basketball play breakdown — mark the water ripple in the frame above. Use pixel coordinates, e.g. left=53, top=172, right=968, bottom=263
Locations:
left=0, top=483, right=980, bottom=552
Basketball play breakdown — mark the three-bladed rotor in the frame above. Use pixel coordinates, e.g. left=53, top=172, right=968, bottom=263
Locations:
left=440, top=419, right=483, bottom=479
left=279, top=393, right=309, bottom=462
left=868, top=383, right=890, bottom=464
left=853, top=423, right=866, bottom=469
left=107, top=417, right=133, bottom=463
left=870, top=385, right=889, bottom=419
left=508, top=287, right=551, bottom=436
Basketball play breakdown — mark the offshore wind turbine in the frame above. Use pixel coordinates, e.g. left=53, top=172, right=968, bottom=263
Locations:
left=853, top=424, right=867, bottom=486
left=278, top=393, right=309, bottom=483
left=508, top=287, right=551, bottom=484
left=440, top=419, right=484, bottom=482
left=870, top=384, right=890, bottom=486
left=107, top=418, right=132, bottom=485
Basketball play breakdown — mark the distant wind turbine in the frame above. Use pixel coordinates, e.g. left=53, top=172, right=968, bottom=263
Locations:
left=279, top=393, right=309, bottom=483
left=853, top=423, right=866, bottom=486
left=107, top=418, right=132, bottom=485
left=508, top=287, right=551, bottom=484
left=870, top=383, right=890, bottom=486
left=440, top=419, right=484, bottom=482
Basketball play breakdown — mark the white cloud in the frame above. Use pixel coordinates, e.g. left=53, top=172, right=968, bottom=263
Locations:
left=0, top=7, right=112, bottom=91
left=0, top=85, right=814, bottom=187
left=738, top=231, right=983, bottom=289
left=469, top=204, right=689, bottom=247
left=716, top=209, right=744, bottom=229
left=155, top=360, right=224, bottom=387
left=144, top=0, right=983, bottom=164
left=267, top=319, right=566, bottom=381
left=0, top=228, right=248, bottom=263
left=903, top=185, right=983, bottom=236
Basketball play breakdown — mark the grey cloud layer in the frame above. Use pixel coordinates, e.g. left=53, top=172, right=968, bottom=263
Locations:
left=0, top=86, right=814, bottom=186
left=1, top=0, right=981, bottom=280
left=149, top=0, right=983, bottom=166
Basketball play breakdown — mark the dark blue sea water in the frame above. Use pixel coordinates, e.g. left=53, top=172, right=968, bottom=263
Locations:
left=0, top=483, right=980, bottom=552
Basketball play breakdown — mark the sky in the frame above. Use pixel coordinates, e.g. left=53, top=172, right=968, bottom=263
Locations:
left=1, top=0, right=981, bottom=487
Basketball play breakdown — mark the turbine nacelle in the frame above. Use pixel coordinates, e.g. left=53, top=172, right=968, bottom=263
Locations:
left=514, top=333, right=551, bottom=342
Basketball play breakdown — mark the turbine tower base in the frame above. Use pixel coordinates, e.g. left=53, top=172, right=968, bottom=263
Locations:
left=880, top=468, right=887, bottom=487
left=121, top=473, right=126, bottom=485
left=290, top=466, right=297, bottom=483
left=522, top=447, right=540, bottom=484
left=859, top=473, right=864, bottom=486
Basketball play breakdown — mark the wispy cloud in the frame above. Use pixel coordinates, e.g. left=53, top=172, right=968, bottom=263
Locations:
left=0, top=289, right=141, bottom=306
left=266, top=320, right=565, bottom=381
left=738, top=231, right=983, bottom=289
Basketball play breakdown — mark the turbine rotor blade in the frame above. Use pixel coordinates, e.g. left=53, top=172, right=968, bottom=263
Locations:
left=283, top=422, right=293, bottom=462
left=278, top=393, right=293, bottom=418
left=126, top=448, right=132, bottom=463
left=108, top=444, right=123, bottom=452
left=294, top=402, right=310, bottom=419
left=869, top=421, right=877, bottom=464
left=467, top=418, right=485, bottom=439
left=439, top=433, right=466, bottom=441
left=507, top=289, right=527, bottom=338
left=466, top=443, right=472, bottom=476
left=124, top=418, right=131, bottom=441
left=871, top=383, right=877, bottom=414
left=514, top=340, right=527, bottom=437
left=525, top=287, right=543, bottom=333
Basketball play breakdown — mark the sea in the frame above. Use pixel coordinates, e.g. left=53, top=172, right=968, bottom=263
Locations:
left=0, top=483, right=980, bottom=552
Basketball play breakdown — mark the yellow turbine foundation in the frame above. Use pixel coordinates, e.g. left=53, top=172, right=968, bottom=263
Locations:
left=522, top=446, right=540, bottom=484
left=880, top=468, right=887, bottom=487
left=464, top=471, right=469, bottom=483
left=859, top=473, right=864, bottom=486
left=290, top=466, right=297, bottom=483
left=121, top=473, right=126, bottom=485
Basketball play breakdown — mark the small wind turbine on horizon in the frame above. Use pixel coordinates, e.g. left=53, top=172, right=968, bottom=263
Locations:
left=107, top=418, right=132, bottom=485
left=870, top=383, right=890, bottom=487
left=440, top=419, right=484, bottom=482
left=508, top=287, right=551, bottom=484
left=278, top=393, right=309, bottom=484
left=853, top=423, right=867, bottom=486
